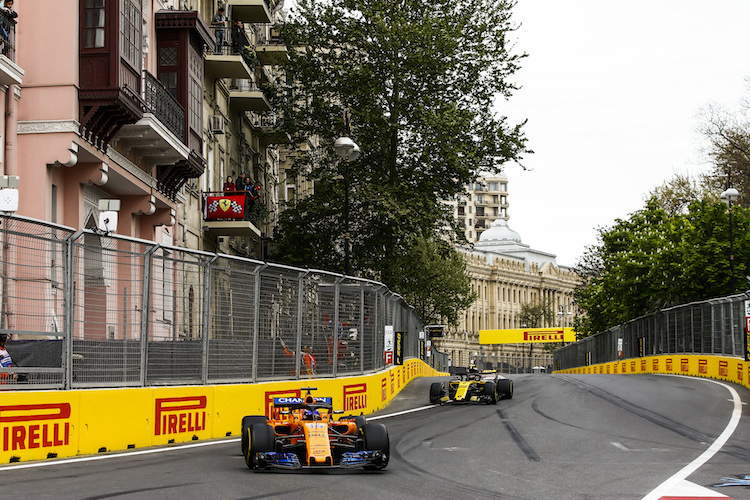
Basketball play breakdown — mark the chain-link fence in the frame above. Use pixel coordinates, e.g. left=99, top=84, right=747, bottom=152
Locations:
left=553, top=294, right=748, bottom=370
left=0, top=214, right=448, bottom=389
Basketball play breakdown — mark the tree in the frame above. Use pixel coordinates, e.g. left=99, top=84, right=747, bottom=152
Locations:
left=573, top=196, right=750, bottom=337
left=385, top=234, right=476, bottom=327
left=271, top=0, right=529, bottom=302
left=518, top=300, right=555, bottom=329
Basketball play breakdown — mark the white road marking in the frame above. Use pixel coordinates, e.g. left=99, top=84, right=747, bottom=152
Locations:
left=641, top=375, right=741, bottom=500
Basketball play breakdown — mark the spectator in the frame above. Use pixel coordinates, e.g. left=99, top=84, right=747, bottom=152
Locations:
left=211, top=6, right=227, bottom=54
left=223, top=175, right=236, bottom=194
left=231, top=20, right=245, bottom=55
left=280, top=337, right=316, bottom=376
left=0, top=0, right=16, bottom=56
left=1, top=0, right=18, bottom=19
left=0, top=333, right=17, bottom=382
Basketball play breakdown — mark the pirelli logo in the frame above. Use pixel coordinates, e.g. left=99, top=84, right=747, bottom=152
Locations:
left=343, top=383, right=367, bottom=412
left=666, top=358, right=673, bottom=372
left=719, top=360, right=728, bottom=377
left=681, top=358, right=689, bottom=372
left=1, top=403, right=71, bottom=452
left=522, top=331, right=564, bottom=342
left=652, top=359, right=659, bottom=371
left=699, top=359, right=708, bottom=374
left=154, top=396, right=207, bottom=437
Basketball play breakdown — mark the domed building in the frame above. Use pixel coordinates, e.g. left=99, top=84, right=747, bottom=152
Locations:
left=436, top=180, right=581, bottom=372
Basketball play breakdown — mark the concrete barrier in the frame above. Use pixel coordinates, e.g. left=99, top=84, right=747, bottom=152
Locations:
left=0, top=359, right=446, bottom=463
left=555, top=354, right=750, bottom=390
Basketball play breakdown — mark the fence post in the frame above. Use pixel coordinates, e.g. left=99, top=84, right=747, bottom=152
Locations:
left=139, top=244, right=160, bottom=386
left=201, top=256, right=218, bottom=384
left=295, top=270, right=309, bottom=380
left=332, top=276, right=343, bottom=378
left=64, top=230, right=84, bottom=389
left=251, top=263, right=267, bottom=383
left=359, top=283, right=365, bottom=374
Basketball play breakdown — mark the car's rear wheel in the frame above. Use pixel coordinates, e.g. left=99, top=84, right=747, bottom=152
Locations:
left=244, top=423, right=275, bottom=470
left=483, top=381, right=498, bottom=404
left=429, top=382, right=443, bottom=404
left=497, top=379, right=513, bottom=400
left=361, top=423, right=389, bottom=470
left=241, top=415, right=268, bottom=456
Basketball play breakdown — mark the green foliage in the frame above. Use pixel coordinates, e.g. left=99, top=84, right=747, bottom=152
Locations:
left=518, top=300, right=555, bottom=329
left=270, top=0, right=527, bottom=317
left=574, top=196, right=750, bottom=337
left=384, top=235, right=476, bottom=327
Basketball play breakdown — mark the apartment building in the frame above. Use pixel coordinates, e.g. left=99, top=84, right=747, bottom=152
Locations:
left=450, top=173, right=510, bottom=243
left=9, top=0, right=287, bottom=258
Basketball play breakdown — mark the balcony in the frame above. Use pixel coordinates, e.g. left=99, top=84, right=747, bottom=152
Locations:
left=204, top=27, right=255, bottom=79
left=202, top=190, right=262, bottom=238
left=0, top=11, right=21, bottom=86
left=255, top=28, right=288, bottom=65
left=114, top=71, right=189, bottom=170
left=229, top=79, right=272, bottom=112
left=224, top=0, right=276, bottom=24
left=247, top=111, right=290, bottom=144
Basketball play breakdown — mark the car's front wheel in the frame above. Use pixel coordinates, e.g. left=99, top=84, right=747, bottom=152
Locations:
left=429, top=382, right=443, bottom=404
left=362, top=423, right=389, bottom=470
left=240, top=415, right=268, bottom=456
left=245, top=423, right=275, bottom=470
left=483, top=381, right=498, bottom=404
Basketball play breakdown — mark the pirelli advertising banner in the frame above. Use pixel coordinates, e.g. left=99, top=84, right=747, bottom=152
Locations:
left=479, top=327, right=577, bottom=345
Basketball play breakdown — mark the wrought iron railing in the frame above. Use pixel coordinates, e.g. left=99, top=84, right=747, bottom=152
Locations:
left=0, top=10, right=17, bottom=61
left=143, top=71, right=185, bottom=140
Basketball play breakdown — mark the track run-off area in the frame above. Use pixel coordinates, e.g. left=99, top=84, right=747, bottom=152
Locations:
left=1, top=373, right=750, bottom=500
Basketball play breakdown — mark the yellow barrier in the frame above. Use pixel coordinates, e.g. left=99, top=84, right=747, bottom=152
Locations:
left=555, top=354, right=750, bottom=390
left=0, top=359, right=446, bottom=464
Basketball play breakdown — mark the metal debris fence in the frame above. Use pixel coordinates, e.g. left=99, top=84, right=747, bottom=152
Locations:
left=553, top=294, right=748, bottom=370
left=0, top=214, right=448, bottom=389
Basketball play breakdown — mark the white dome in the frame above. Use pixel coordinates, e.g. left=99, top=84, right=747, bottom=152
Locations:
left=479, top=219, right=522, bottom=243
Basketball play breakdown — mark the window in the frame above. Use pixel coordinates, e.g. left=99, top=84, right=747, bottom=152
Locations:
left=84, top=0, right=105, bottom=48
left=476, top=206, right=484, bottom=216
left=500, top=182, right=507, bottom=191
left=159, top=45, right=178, bottom=98
left=487, top=182, right=498, bottom=191
left=120, top=0, right=141, bottom=70
left=476, top=194, right=484, bottom=204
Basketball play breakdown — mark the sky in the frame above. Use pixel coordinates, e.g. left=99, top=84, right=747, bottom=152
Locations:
left=498, top=0, right=750, bottom=267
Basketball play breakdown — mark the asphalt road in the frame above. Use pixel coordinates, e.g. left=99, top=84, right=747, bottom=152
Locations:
left=2, top=373, right=750, bottom=500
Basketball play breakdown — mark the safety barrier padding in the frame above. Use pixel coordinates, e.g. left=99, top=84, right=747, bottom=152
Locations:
left=0, top=359, right=446, bottom=464
left=555, top=354, right=750, bottom=390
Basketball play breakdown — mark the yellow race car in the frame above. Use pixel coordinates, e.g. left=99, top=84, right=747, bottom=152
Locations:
left=241, top=388, right=389, bottom=471
left=429, top=368, right=513, bottom=405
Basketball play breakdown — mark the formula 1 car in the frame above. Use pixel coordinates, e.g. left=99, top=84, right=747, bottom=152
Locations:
left=429, top=368, right=513, bottom=405
left=240, top=388, right=389, bottom=471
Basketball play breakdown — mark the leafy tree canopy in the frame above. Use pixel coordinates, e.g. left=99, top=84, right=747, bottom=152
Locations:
left=271, top=0, right=529, bottom=320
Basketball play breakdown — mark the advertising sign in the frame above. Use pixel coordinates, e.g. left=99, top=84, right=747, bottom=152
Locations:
left=384, top=326, right=394, bottom=364
left=204, top=194, right=246, bottom=220
left=745, top=300, right=750, bottom=361
left=395, top=331, right=404, bottom=365
left=479, top=327, right=576, bottom=344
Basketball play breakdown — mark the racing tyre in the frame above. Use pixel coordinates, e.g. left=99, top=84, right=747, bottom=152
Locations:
left=483, top=381, right=498, bottom=404
left=497, top=379, right=513, bottom=400
left=429, top=382, right=443, bottom=404
left=362, top=423, right=389, bottom=470
left=241, top=415, right=268, bottom=456
left=244, top=423, right=275, bottom=470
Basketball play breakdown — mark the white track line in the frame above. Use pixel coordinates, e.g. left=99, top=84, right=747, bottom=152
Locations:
left=641, top=375, right=743, bottom=500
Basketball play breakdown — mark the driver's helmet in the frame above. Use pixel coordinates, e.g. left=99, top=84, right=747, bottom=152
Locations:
left=302, top=409, right=320, bottom=420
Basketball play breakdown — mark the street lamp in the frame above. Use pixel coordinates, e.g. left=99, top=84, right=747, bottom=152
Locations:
left=720, top=187, right=740, bottom=295
left=334, top=132, right=360, bottom=276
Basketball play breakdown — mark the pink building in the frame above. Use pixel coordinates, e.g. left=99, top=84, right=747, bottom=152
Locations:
left=13, top=0, right=212, bottom=241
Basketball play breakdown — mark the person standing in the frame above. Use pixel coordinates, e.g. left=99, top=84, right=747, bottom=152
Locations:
left=211, top=6, right=227, bottom=54
left=231, top=20, right=245, bottom=55
left=0, top=334, right=17, bottom=382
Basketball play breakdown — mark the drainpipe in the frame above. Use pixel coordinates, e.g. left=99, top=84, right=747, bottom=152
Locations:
left=4, top=84, right=18, bottom=177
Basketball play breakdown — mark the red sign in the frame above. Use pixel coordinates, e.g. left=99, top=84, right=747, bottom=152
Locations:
left=154, top=396, right=207, bottom=436
left=264, top=389, right=300, bottom=417
left=1, top=403, right=71, bottom=451
left=343, top=383, right=367, bottom=412
left=384, top=351, right=393, bottom=364
left=205, top=195, right=245, bottom=220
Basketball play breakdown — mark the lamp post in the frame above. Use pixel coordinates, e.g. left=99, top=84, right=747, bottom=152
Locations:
left=334, top=130, right=360, bottom=276
left=720, top=186, right=740, bottom=295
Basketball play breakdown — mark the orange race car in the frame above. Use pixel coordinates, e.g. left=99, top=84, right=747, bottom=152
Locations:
left=240, top=388, right=389, bottom=471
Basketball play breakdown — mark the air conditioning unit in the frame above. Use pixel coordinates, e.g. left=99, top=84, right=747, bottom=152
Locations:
left=210, top=115, right=225, bottom=135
